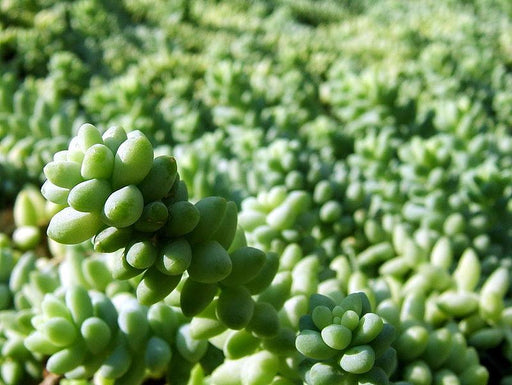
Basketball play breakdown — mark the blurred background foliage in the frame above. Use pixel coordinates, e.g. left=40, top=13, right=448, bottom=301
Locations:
left=1, top=0, right=511, bottom=203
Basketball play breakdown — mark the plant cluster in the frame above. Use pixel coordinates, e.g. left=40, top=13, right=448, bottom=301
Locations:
left=1, top=0, right=512, bottom=384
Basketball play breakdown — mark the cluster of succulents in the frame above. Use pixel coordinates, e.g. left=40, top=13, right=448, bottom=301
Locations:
left=296, top=292, right=396, bottom=384
left=0, top=119, right=509, bottom=385
left=1, top=0, right=512, bottom=384
left=41, top=124, right=279, bottom=324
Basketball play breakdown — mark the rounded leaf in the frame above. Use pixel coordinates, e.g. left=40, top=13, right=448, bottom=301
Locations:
left=81, top=144, right=114, bottom=180
left=394, top=325, right=429, bottom=361
left=125, top=240, right=157, bottom=270
left=176, top=324, right=208, bottom=363
left=68, top=179, right=112, bottom=212
left=136, top=267, right=182, bottom=306
left=339, top=345, right=375, bottom=374
left=180, top=278, right=218, bottom=317
left=165, top=200, right=201, bottom=237
left=42, top=317, right=77, bottom=347
left=81, top=317, right=112, bottom=354
left=186, top=197, right=227, bottom=244
left=188, top=240, right=232, bottom=284
left=211, top=200, right=239, bottom=249
left=46, top=343, right=87, bottom=375
left=102, top=125, right=127, bottom=153
left=134, top=201, right=169, bottom=232
left=66, top=285, right=93, bottom=326
left=224, top=330, right=260, bottom=359
left=137, top=155, right=178, bottom=202
left=145, top=336, right=172, bottom=374
left=99, top=340, right=132, bottom=379
left=295, top=329, right=338, bottom=360
left=112, top=133, right=154, bottom=189
left=93, top=227, right=133, bottom=253
left=216, top=286, right=255, bottom=330
left=241, top=351, right=279, bottom=385
left=77, top=123, right=103, bottom=152
left=103, top=185, right=144, bottom=228
left=157, top=238, right=192, bottom=276
left=244, top=252, right=279, bottom=295
left=221, top=246, right=266, bottom=287
left=47, top=207, right=103, bottom=244
left=247, top=301, right=280, bottom=338
left=352, top=313, right=384, bottom=345
left=44, top=161, right=83, bottom=189
left=306, top=363, right=344, bottom=385
left=321, top=324, right=352, bottom=350
left=41, top=180, right=70, bottom=205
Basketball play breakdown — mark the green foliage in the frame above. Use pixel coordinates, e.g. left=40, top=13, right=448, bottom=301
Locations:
left=1, top=0, right=512, bottom=384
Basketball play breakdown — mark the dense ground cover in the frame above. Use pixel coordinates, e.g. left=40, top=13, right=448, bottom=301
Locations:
left=1, top=0, right=512, bottom=384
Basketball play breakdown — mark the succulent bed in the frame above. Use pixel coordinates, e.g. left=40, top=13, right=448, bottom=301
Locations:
left=1, top=1, right=512, bottom=385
